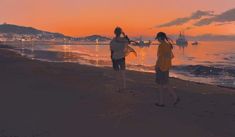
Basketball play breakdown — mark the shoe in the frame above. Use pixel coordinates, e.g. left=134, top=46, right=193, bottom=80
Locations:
left=155, top=103, right=165, bottom=107
left=173, top=97, right=180, bottom=106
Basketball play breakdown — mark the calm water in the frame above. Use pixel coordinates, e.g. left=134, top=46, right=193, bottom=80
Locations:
left=12, top=41, right=235, bottom=88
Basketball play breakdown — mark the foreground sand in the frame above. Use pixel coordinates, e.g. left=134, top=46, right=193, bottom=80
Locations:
left=0, top=48, right=235, bottom=137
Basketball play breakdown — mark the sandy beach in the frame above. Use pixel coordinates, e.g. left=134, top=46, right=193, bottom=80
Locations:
left=0, top=47, right=235, bottom=137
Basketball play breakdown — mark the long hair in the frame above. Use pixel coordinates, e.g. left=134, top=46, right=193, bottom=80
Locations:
left=156, top=32, right=173, bottom=49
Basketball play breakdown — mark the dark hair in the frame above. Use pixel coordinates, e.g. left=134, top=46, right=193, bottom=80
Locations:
left=114, top=27, right=122, bottom=36
left=155, top=32, right=173, bottom=49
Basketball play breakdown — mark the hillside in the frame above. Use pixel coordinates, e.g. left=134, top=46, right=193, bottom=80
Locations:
left=77, top=35, right=111, bottom=42
left=0, top=23, right=69, bottom=39
left=0, top=24, right=111, bottom=41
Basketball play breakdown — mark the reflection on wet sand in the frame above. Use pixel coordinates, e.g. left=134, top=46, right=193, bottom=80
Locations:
left=95, top=43, right=99, bottom=66
left=10, top=41, right=235, bottom=88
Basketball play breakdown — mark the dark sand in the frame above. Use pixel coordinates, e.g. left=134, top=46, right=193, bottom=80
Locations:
left=0, top=48, right=235, bottom=137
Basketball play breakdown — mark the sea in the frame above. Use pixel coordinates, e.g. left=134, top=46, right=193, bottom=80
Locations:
left=9, top=41, right=235, bottom=88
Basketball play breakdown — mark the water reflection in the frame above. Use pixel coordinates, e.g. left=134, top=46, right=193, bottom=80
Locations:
left=95, top=43, right=99, bottom=66
left=20, top=40, right=25, bottom=56
left=30, top=41, right=35, bottom=60
left=12, top=41, right=235, bottom=88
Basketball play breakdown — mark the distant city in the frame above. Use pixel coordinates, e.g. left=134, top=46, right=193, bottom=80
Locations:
left=1, top=23, right=235, bottom=43
left=0, top=23, right=111, bottom=43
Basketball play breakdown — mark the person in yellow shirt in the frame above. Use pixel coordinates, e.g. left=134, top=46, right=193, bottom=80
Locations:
left=155, top=32, right=180, bottom=107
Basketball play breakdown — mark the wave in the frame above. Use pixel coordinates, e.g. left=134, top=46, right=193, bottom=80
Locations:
left=11, top=47, right=235, bottom=78
left=172, top=65, right=235, bottom=77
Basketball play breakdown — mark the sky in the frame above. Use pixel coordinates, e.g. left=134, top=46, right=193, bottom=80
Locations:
left=1, top=0, right=235, bottom=37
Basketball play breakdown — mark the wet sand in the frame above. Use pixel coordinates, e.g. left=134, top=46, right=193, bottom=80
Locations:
left=0, top=48, right=235, bottom=137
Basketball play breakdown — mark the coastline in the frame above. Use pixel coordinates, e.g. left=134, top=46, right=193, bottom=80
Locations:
left=3, top=42, right=235, bottom=89
left=0, top=48, right=235, bottom=137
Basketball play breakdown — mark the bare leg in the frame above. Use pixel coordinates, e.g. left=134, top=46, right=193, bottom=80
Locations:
left=159, top=85, right=164, bottom=105
left=115, top=71, right=121, bottom=91
left=155, top=85, right=165, bottom=107
left=166, top=84, right=178, bottom=102
left=121, top=70, right=126, bottom=89
left=166, top=84, right=180, bottom=105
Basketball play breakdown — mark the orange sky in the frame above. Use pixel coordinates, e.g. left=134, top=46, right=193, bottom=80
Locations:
left=1, top=0, right=235, bottom=37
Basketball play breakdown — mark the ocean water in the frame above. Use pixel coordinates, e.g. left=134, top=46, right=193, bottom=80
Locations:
left=12, top=41, right=235, bottom=88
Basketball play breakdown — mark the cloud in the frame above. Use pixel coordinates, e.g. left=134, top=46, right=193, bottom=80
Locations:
left=215, top=22, right=233, bottom=26
left=194, top=8, right=235, bottom=26
left=157, top=10, right=214, bottom=28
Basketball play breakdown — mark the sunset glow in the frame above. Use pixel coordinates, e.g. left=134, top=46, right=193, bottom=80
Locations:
left=1, top=0, right=235, bottom=37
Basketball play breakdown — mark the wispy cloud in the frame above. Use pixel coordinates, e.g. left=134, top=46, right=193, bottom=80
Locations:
left=214, top=22, right=233, bottom=26
left=194, top=8, right=235, bottom=26
left=156, top=10, right=214, bottom=28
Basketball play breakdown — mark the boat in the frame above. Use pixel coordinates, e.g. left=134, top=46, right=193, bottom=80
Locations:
left=176, top=32, right=188, bottom=48
left=138, top=40, right=151, bottom=47
left=132, top=37, right=151, bottom=47
left=192, top=41, right=199, bottom=45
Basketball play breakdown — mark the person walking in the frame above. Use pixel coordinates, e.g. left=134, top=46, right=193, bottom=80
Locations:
left=155, top=32, right=180, bottom=107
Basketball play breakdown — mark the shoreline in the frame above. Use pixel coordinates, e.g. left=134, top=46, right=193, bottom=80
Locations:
left=0, top=46, right=235, bottom=137
left=2, top=43, right=235, bottom=90
left=3, top=42, right=235, bottom=89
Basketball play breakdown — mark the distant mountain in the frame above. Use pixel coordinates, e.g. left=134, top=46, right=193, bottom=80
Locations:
left=77, top=35, right=111, bottom=42
left=0, top=23, right=71, bottom=39
left=188, top=34, right=235, bottom=41
left=1, top=24, right=235, bottom=42
left=0, top=24, right=41, bottom=34
left=0, top=24, right=111, bottom=42
left=169, top=34, right=235, bottom=41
